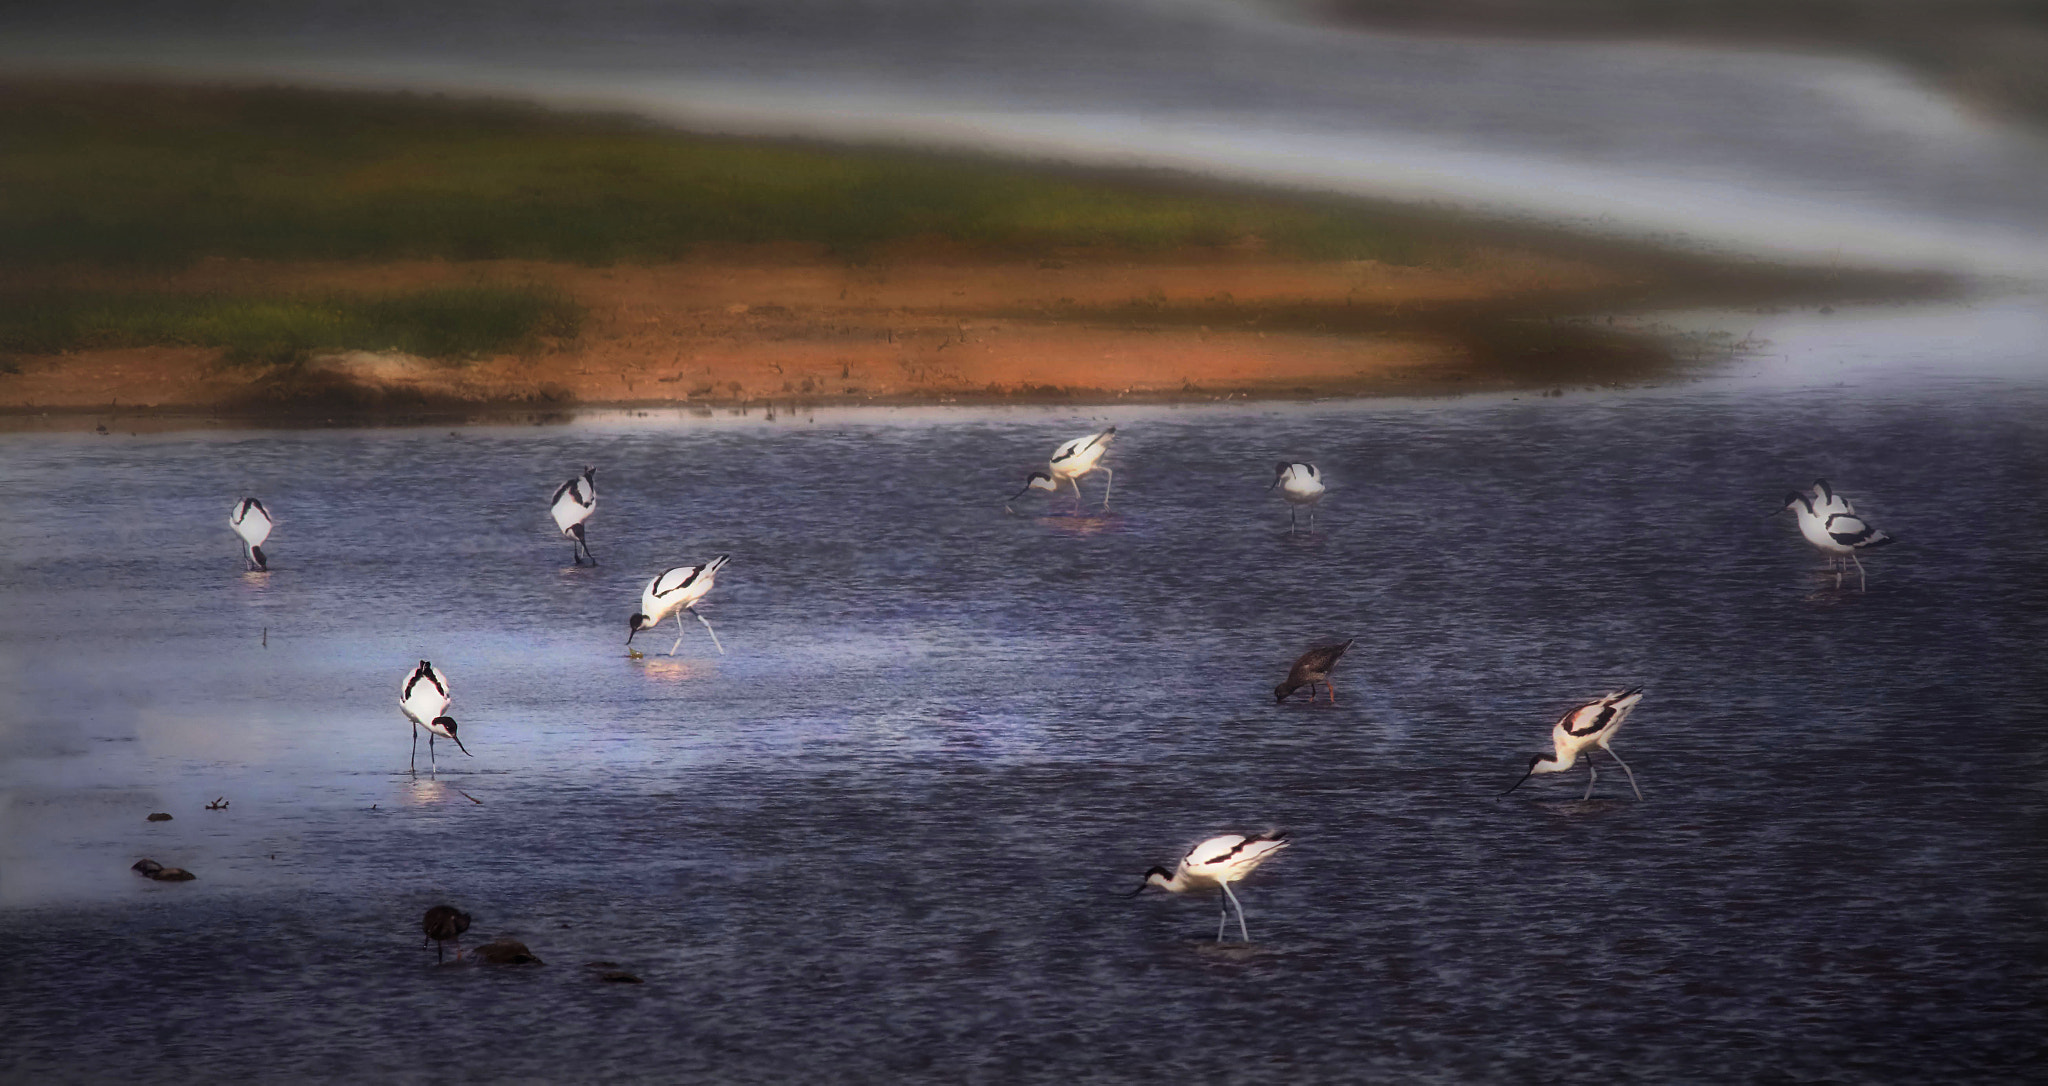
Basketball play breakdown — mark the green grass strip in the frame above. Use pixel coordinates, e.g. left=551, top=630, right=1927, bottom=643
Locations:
left=0, top=286, right=583, bottom=365
left=0, top=84, right=1446, bottom=266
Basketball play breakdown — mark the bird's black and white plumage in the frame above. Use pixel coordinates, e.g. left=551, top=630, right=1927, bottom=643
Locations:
left=1275, top=639, right=1354, bottom=704
left=1779, top=488, right=1895, bottom=591
left=1269, top=462, right=1325, bottom=534
left=628, top=556, right=729, bottom=656
left=422, top=904, right=472, bottom=963
left=401, top=660, right=469, bottom=775
left=230, top=497, right=272, bottom=571
left=1132, top=831, right=1291, bottom=943
left=1502, top=687, right=1646, bottom=801
left=1010, top=427, right=1117, bottom=511
left=549, top=467, right=598, bottom=565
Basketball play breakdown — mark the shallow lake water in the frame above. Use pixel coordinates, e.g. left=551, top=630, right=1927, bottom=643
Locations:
left=1, top=301, right=2045, bottom=1082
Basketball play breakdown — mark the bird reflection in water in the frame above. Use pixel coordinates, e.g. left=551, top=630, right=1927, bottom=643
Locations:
left=634, top=659, right=706, bottom=684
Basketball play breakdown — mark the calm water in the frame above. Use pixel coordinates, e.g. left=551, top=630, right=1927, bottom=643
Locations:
left=2, top=304, right=2046, bottom=1082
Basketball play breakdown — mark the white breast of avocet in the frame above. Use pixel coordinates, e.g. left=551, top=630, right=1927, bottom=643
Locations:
left=1273, top=462, right=1324, bottom=503
left=1786, top=494, right=1846, bottom=554
left=400, top=661, right=451, bottom=728
left=550, top=468, right=597, bottom=534
left=230, top=498, right=272, bottom=546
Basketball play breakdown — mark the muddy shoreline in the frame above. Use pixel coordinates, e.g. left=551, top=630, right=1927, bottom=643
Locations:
left=0, top=251, right=1938, bottom=431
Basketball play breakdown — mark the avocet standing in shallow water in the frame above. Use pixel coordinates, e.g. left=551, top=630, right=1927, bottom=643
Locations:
left=401, top=660, right=469, bottom=775
left=230, top=498, right=272, bottom=571
left=1010, top=427, right=1116, bottom=512
left=549, top=466, right=598, bottom=566
left=1502, top=687, right=1646, bottom=801
left=629, top=556, right=729, bottom=656
left=1269, top=461, right=1324, bottom=534
left=1131, top=831, right=1290, bottom=943
left=1778, top=488, right=1894, bottom=591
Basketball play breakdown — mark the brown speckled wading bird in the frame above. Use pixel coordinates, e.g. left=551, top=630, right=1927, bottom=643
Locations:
left=1274, top=639, right=1355, bottom=704
left=423, top=905, right=472, bottom=962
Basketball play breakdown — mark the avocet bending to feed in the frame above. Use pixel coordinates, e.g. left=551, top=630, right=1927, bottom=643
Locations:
left=401, top=660, right=469, bottom=775
left=549, top=466, right=598, bottom=565
left=1275, top=638, right=1354, bottom=704
left=1269, top=462, right=1325, bottom=534
left=1132, top=831, right=1290, bottom=943
left=629, top=556, right=730, bottom=656
left=1778, top=489, right=1894, bottom=590
left=230, top=498, right=272, bottom=571
left=1502, top=687, right=1646, bottom=801
left=1010, top=426, right=1116, bottom=512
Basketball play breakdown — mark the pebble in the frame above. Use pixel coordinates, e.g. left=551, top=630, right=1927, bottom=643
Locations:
left=146, top=813, right=172, bottom=822
left=130, top=859, right=196, bottom=881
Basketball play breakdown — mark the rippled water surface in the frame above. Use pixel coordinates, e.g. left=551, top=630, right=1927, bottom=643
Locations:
left=2, top=307, right=2045, bottom=1082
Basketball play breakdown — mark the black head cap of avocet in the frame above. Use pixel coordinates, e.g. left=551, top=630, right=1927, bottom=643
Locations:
left=627, top=611, right=653, bottom=643
left=1127, top=865, right=1175, bottom=896
left=1010, top=470, right=1057, bottom=500
left=434, top=715, right=471, bottom=756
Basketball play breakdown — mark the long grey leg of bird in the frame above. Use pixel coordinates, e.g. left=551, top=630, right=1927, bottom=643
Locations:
left=1582, top=755, right=1598, bottom=801
left=692, top=608, right=725, bottom=654
left=410, top=722, right=418, bottom=774
left=1852, top=552, right=1867, bottom=592
left=669, top=610, right=686, bottom=656
left=1222, top=881, right=1250, bottom=942
left=429, top=735, right=437, bottom=777
left=1217, top=897, right=1229, bottom=943
left=1100, top=466, right=1113, bottom=509
left=1602, top=744, right=1645, bottom=801
left=1289, top=506, right=1297, bottom=535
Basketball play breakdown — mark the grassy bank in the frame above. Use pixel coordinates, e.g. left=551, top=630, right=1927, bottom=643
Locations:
left=0, top=81, right=1467, bottom=267
left=0, top=286, right=581, bottom=366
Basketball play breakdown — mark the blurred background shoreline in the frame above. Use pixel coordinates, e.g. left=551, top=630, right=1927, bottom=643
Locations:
left=3, top=1, right=2044, bottom=424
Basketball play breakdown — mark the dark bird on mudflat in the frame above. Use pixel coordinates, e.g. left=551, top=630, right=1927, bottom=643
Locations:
left=423, top=904, right=472, bottom=963
left=1274, top=639, right=1355, bottom=704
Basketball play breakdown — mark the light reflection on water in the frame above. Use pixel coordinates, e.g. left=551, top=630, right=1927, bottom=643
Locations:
left=0, top=312, right=2044, bottom=1081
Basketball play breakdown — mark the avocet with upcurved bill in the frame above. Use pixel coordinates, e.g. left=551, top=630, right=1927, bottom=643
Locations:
left=1130, top=831, right=1291, bottom=943
left=549, top=466, right=599, bottom=565
left=1010, top=427, right=1116, bottom=512
left=1502, top=687, right=1646, bottom=801
left=230, top=498, right=272, bottom=571
left=400, top=660, right=469, bottom=775
left=629, top=556, right=729, bottom=656
left=1269, top=461, right=1324, bottom=534
left=1778, top=489, right=1894, bottom=591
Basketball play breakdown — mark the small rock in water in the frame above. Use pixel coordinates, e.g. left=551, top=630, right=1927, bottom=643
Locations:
left=131, top=859, right=163, bottom=877
left=472, top=938, right=543, bottom=966
left=131, top=859, right=195, bottom=881
left=146, top=812, right=172, bottom=822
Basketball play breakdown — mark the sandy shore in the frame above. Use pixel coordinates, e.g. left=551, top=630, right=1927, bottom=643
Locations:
left=0, top=244, right=1732, bottom=423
